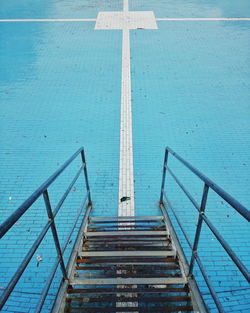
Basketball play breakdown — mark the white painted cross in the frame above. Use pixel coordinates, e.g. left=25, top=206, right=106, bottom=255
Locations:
left=95, top=0, right=158, bottom=217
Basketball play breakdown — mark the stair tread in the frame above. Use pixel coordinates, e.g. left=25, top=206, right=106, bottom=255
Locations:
left=75, top=271, right=181, bottom=276
left=67, top=295, right=191, bottom=302
left=78, top=250, right=175, bottom=257
left=89, top=216, right=164, bottom=221
left=86, top=230, right=168, bottom=236
left=84, top=242, right=171, bottom=247
left=87, top=225, right=165, bottom=229
left=70, top=277, right=186, bottom=285
left=89, top=220, right=164, bottom=225
left=75, top=264, right=179, bottom=270
left=77, top=256, right=177, bottom=264
left=64, top=305, right=193, bottom=312
left=67, top=286, right=189, bottom=294
left=85, top=237, right=169, bottom=242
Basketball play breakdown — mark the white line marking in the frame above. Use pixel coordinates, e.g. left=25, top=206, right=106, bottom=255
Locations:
left=95, top=11, right=157, bottom=30
left=0, top=19, right=96, bottom=22
left=123, top=0, right=129, bottom=13
left=156, top=17, right=250, bottom=21
left=118, top=27, right=135, bottom=217
left=1, top=17, right=249, bottom=23
left=118, top=0, right=135, bottom=217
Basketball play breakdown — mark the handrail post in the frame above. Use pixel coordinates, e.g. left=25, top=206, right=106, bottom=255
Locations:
left=160, top=148, right=169, bottom=204
left=188, top=184, right=209, bottom=277
left=81, top=149, right=92, bottom=205
left=43, top=190, right=68, bottom=280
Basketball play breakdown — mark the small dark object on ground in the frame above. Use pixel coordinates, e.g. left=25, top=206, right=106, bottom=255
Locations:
left=120, top=196, right=131, bottom=202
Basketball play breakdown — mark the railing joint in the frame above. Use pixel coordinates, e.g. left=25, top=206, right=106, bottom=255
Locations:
left=187, top=273, right=194, bottom=279
left=193, top=250, right=197, bottom=255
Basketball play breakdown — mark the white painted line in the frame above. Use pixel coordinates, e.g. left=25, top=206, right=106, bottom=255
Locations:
left=117, top=8, right=136, bottom=312
left=0, top=18, right=96, bottom=22
left=123, top=0, right=129, bottom=13
left=1, top=17, right=249, bottom=23
left=156, top=17, right=250, bottom=21
left=94, top=7, right=138, bottom=217
left=95, top=11, right=157, bottom=30
left=118, top=27, right=135, bottom=217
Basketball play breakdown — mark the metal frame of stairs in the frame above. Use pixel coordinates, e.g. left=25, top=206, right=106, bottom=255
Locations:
left=53, top=214, right=205, bottom=313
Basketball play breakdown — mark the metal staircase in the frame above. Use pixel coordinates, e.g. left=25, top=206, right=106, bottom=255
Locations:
left=57, top=215, right=197, bottom=312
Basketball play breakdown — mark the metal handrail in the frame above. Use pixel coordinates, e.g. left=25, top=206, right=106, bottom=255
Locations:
left=162, top=146, right=250, bottom=221
left=0, top=147, right=92, bottom=311
left=35, top=194, right=89, bottom=313
left=159, top=146, right=250, bottom=313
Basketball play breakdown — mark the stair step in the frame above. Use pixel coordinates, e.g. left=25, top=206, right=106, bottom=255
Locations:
left=83, top=238, right=171, bottom=247
left=75, top=264, right=180, bottom=270
left=70, top=277, right=186, bottom=285
left=89, top=221, right=164, bottom=225
left=74, top=273, right=182, bottom=279
left=84, top=241, right=171, bottom=247
left=77, top=263, right=178, bottom=267
left=85, top=230, right=168, bottom=237
left=82, top=247, right=172, bottom=252
left=89, top=216, right=163, bottom=221
left=87, top=225, right=165, bottom=230
left=85, top=237, right=169, bottom=242
left=64, top=306, right=193, bottom=312
left=76, top=257, right=177, bottom=265
left=66, top=295, right=191, bottom=302
left=67, top=286, right=189, bottom=294
left=78, top=250, right=175, bottom=257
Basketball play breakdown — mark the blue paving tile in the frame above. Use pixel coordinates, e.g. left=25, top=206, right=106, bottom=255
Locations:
left=0, top=0, right=123, bottom=19
left=130, top=0, right=250, bottom=18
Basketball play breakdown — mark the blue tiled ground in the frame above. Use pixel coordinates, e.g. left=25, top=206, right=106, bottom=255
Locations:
left=130, top=0, right=250, bottom=18
left=132, top=20, right=250, bottom=214
left=0, top=0, right=250, bottom=312
left=0, top=21, right=122, bottom=217
left=0, top=0, right=123, bottom=19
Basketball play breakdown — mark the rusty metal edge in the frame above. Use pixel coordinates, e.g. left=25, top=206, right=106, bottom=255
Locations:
left=51, top=203, right=92, bottom=313
left=159, top=201, right=208, bottom=313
